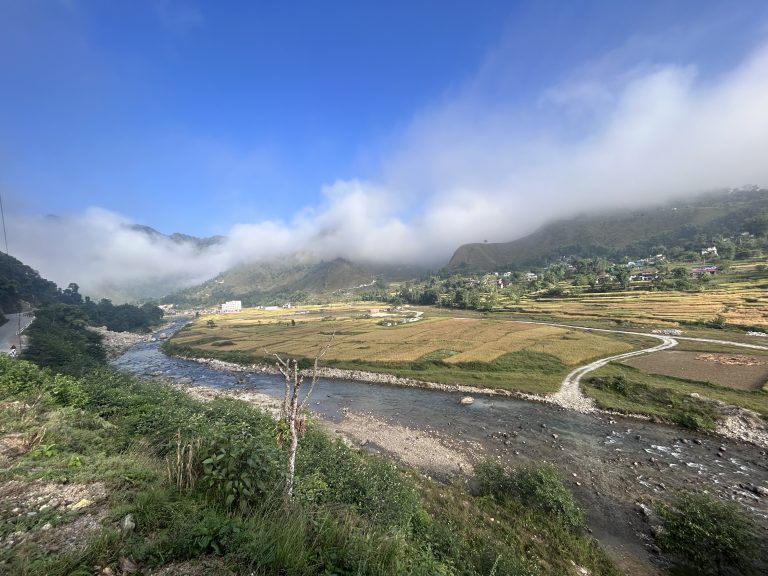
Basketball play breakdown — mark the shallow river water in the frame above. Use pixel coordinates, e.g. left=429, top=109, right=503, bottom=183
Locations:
left=113, top=320, right=768, bottom=573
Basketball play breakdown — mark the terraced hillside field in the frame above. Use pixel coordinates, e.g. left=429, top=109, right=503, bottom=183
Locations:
left=513, top=283, right=768, bottom=327
left=169, top=307, right=639, bottom=394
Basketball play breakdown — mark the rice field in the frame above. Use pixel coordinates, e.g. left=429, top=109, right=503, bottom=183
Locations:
left=174, top=307, right=635, bottom=367
left=512, top=282, right=768, bottom=327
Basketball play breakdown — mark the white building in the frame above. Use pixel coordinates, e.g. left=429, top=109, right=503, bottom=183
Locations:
left=221, top=300, right=242, bottom=313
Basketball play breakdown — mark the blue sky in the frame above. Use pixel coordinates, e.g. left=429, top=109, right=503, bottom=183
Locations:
left=3, top=1, right=768, bottom=297
left=2, top=1, right=514, bottom=233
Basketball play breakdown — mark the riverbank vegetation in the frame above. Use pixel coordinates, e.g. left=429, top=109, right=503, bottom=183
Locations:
left=1, top=303, right=621, bottom=575
left=584, top=363, right=768, bottom=424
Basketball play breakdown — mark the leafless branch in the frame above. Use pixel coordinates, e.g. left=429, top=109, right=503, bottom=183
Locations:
left=299, top=333, right=335, bottom=412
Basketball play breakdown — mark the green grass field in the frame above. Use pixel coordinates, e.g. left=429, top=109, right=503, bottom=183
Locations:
left=584, top=363, right=768, bottom=421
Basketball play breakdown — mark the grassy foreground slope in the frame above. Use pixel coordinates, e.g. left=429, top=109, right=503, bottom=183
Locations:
left=0, top=318, right=618, bottom=575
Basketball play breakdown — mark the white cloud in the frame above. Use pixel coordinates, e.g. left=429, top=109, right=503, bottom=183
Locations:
left=9, top=38, right=768, bottom=300
left=8, top=209, right=233, bottom=300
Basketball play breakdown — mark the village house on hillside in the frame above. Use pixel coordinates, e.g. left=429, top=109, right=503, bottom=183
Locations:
left=626, top=254, right=665, bottom=268
left=691, top=265, right=718, bottom=276
left=701, top=246, right=718, bottom=258
left=630, top=270, right=658, bottom=282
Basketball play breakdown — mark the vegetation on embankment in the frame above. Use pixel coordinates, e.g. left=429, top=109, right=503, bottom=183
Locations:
left=163, top=337, right=570, bottom=395
left=1, top=298, right=620, bottom=574
left=584, top=363, right=768, bottom=427
left=655, top=490, right=762, bottom=575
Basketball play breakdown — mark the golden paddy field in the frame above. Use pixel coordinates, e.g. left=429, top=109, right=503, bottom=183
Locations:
left=175, top=306, right=634, bottom=367
left=511, top=283, right=768, bottom=327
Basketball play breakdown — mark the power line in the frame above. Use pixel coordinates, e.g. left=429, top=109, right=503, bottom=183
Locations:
left=0, top=189, right=8, bottom=255
left=0, top=189, right=21, bottom=353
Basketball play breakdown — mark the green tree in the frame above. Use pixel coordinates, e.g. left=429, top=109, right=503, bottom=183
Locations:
left=615, top=267, right=631, bottom=290
left=61, top=282, right=83, bottom=305
left=24, top=304, right=105, bottom=374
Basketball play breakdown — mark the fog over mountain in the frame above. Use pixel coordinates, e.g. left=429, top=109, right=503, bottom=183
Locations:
left=8, top=38, right=768, bottom=300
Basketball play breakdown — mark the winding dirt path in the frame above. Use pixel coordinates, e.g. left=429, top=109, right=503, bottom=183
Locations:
left=537, top=321, right=768, bottom=412
left=550, top=335, right=678, bottom=412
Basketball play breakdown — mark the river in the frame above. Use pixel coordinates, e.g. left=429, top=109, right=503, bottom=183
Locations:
left=113, top=320, right=768, bottom=574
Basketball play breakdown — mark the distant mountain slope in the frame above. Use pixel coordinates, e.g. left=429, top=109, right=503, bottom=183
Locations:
left=129, top=224, right=225, bottom=250
left=448, top=188, right=768, bottom=271
left=165, top=257, right=428, bottom=307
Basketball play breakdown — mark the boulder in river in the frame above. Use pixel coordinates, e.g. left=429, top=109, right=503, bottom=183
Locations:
left=460, top=396, right=474, bottom=406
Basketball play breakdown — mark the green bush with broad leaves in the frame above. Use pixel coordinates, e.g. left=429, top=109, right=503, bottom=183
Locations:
left=199, top=429, right=281, bottom=514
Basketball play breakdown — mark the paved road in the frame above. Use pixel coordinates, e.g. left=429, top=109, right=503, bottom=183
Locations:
left=0, top=313, right=34, bottom=355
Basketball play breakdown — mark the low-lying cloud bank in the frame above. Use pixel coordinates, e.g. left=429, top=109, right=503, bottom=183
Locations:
left=10, top=40, right=768, bottom=300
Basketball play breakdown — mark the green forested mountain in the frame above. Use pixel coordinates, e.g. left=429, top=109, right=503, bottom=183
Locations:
left=0, top=252, right=163, bottom=332
left=165, top=257, right=428, bottom=307
left=448, top=188, right=768, bottom=271
left=0, top=252, right=62, bottom=319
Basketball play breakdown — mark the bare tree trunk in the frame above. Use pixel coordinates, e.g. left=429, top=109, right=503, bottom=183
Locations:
left=285, top=381, right=299, bottom=500
left=269, top=335, right=333, bottom=503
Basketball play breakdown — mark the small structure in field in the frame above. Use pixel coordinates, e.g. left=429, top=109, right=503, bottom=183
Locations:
left=221, top=300, right=242, bottom=313
left=691, top=266, right=718, bottom=276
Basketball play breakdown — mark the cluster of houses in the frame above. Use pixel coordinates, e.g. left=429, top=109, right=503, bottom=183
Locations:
left=219, top=301, right=298, bottom=314
left=629, top=270, right=659, bottom=282
left=626, top=254, right=665, bottom=268
left=482, top=247, right=723, bottom=288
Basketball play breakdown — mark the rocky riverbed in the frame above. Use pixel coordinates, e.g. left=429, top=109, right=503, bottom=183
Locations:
left=185, top=356, right=768, bottom=448
left=89, top=321, right=182, bottom=359
left=88, top=327, right=148, bottom=359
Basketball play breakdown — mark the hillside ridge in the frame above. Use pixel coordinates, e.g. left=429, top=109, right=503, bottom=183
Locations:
left=448, top=187, right=768, bottom=271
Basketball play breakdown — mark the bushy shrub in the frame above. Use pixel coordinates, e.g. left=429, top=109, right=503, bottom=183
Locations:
left=0, top=355, right=51, bottom=397
left=513, top=463, right=585, bottom=531
left=297, top=430, right=421, bottom=529
left=655, top=491, right=760, bottom=574
left=0, top=356, right=88, bottom=407
left=474, top=460, right=514, bottom=497
left=475, top=460, right=585, bottom=531
left=199, top=428, right=281, bottom=514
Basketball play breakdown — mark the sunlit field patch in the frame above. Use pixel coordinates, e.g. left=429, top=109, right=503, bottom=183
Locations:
left=512, top=282, right=768, bottom=327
